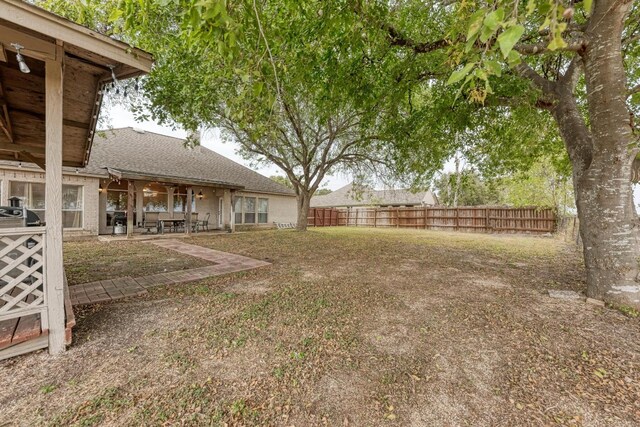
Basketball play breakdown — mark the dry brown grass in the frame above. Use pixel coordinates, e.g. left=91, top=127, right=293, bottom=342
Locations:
left=64, top=240, right=212, bottom=285
left=1, top=228, right=638, bottom=426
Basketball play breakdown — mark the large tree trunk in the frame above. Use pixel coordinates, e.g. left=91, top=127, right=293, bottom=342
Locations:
left=556, top=0, right=640, bottom=309
left=295, top=191, right=311, bottom=232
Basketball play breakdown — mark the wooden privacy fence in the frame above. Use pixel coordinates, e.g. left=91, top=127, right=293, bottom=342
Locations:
left=308, top=206, right=556, bottom=234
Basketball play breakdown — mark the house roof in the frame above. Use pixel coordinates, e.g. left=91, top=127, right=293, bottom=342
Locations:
left=83, top=127, right=295, bottom=196
left=0, top=0, right=152, bottom=167
left=311, top=183, right=437, bottom=208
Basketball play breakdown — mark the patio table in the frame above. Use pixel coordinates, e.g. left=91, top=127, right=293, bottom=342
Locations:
left=158, top=219, right=185, bottom=234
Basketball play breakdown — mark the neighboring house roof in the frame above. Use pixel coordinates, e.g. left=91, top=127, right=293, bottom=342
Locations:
left=311, top=184, right=438, bottom=208
left=0, top=127, right=295, bottom=196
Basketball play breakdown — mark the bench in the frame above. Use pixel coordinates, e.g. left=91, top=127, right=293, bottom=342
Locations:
left=273, top=222, right=297, bottom=229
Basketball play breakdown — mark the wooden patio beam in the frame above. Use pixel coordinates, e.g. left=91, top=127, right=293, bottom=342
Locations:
left=0, top=80, right=13, bottom=142
left=44, top=41, right=65, bottom=355
left=186, top=186, right=192, bottom=235
left=126, top=179, right=134, bottom=238
left=18, top=150, right=44, bottom=170
left=0, top=141, right=45, bottom=155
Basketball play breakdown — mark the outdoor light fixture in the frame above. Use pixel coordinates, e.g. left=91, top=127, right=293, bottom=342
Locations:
left=108, top=64, right=118, bottom=83
left=197, top=190, right=204, bottom=200
left=11, top=43, right=30, bottom=74
left=99, top=184, right=103, bottom=193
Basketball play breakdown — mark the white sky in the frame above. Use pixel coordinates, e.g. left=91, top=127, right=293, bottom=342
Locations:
left=107, top=104, right=352, bottom=191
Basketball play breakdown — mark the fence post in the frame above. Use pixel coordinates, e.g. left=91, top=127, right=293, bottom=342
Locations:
left=455, top=207, right=459, bottom=231
left=485, top=207, right=490, bottom=233
left=374, top=209, right=377, bottom=228
left=424, top=208, right=428, bottom=230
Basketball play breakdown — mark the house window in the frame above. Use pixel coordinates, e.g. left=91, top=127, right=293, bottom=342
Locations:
left=10, top=181, right=83, bottom=228
left=62, top=185, right=83, bottom=228
left=244, top=197, right=256, bottom=224
left=143, top=183, right=168, bottom=212
left=233, top=196, right=267, bottom=224
left=173, top=186, right=196, bottom=212
left=258, top=198, right=268, bottom=224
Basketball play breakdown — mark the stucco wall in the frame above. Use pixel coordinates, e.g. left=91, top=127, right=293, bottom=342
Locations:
left=0, top=167, right=100, bottom=237
left=233, top=191, right=297, bottom=230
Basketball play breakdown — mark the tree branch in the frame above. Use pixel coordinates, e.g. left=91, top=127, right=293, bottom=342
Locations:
left=515, top=40, right=587, bottom=56
left=515, top=62, right=557, bottom=96
left=385, top=23, right=450, bottom=53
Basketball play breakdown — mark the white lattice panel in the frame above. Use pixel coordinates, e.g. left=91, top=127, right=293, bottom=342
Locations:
left=0, top=229, right=46, bottom=321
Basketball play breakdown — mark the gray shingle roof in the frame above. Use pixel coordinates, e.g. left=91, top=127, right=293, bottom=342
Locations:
left=81, top=127, right=295, bottom=195
left=311, top=184, right=437, bottom=207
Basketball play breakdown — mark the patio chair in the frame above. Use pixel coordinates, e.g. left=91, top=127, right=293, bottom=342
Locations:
left=190, top=212, right=199, bottom=232
left=173, top=212, right=185, bottom=232
left=158, top=212, right=173, bottom=232
left=199, top=212, right=211, bottom=231
left=142, top=211, right=159, bottom=233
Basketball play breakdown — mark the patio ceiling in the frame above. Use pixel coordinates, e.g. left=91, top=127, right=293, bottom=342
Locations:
left=0, top=0, right=153, bottom=168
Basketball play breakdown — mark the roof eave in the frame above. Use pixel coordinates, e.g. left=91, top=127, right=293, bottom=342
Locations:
left=105, top=167, right=245, bottom=190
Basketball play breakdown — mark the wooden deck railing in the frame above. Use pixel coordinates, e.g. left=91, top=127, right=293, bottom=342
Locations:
left=0, top=227, right=50, bottom=358
left=0, top=227, right=47, bottom=324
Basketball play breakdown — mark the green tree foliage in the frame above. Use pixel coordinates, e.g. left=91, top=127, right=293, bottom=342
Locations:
left=269, top=175, right=293, bottom=189
left=433, top=170, right=501, bottom=207
left=499, top=158, right=575, bottom=215
left=315, top=188, right=333, bottom=196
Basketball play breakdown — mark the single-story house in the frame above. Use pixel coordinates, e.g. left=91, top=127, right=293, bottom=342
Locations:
left=0, top=127, right=297, bottom=236
left=311, top=183, right=438, bottom=209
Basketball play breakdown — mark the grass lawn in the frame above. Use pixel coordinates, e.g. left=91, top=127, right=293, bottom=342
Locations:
left=64, top=240, right=213, bottom=285
left=1, top=228, right=639, bottom=426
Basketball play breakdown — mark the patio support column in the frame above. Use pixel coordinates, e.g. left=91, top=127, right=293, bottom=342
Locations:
left=98, top=180, right=108, bottom=234
left=186, top=186, right=192, bottom=235
left=223, top=189, right=232, bottom=232
left=167, top=186, right=175, bottom=215
left=126, top=180, right=134, bottom=238
left=45, top=42, right=65, bottom=355
left=135, top=181, right=144, bottom=227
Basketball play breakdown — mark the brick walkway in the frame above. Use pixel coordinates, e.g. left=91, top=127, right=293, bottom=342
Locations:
left=68, top=240, right=270, bottom=306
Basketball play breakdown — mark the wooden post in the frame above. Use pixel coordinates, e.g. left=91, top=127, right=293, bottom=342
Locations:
left=485, top=207, right=491, bottom=233
left=185, top=186, right=193, bottom=234
left=222, top=189, right=231, bottom=231
left=45, top=43, right=65, bottom=355
left=98, top=180, right=108, bottom=234
left=374, top=208, right=377, bottom=228
left=167, top=186, right=175, bottom=215
left=135, top=181, right=144, bottom=227
left=126, top=180, right=134, bottom=238
left=229, top=190, right=236, bottom=232
left=424, top=208, right=428, bottom=230
left=455, top=207, right=459, bottom=231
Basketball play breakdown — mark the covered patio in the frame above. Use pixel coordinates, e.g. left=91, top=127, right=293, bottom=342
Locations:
left=98, top=168, right=242, bottom=236
left=0, top=0, right=151, bottom=359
